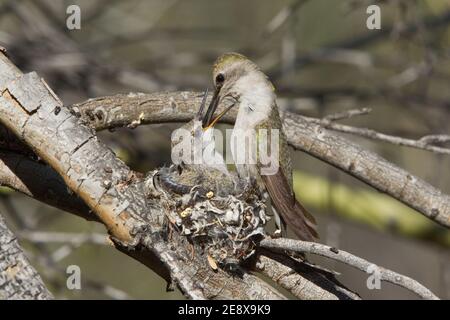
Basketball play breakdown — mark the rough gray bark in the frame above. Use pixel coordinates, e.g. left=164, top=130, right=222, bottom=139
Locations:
left=0, top=51, right=358, bottom=300
left=0, top=214, right=53, bottom=300
left=72, top=92, right=450, bottom=228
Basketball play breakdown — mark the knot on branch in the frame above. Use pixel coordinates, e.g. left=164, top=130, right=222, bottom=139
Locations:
left=144, top=165, right=269, bottom=270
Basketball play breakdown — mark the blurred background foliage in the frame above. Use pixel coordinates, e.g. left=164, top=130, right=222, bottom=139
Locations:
left=0, top=0, right=449, bottom=299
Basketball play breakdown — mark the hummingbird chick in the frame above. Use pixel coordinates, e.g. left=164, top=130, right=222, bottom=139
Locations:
left=164, top=89, right=242, bottom=197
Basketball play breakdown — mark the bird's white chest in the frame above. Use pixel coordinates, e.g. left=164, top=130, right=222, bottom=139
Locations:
left=231, top=78, right=275, bottom=179
left=233, top=75, right=274, bottom=129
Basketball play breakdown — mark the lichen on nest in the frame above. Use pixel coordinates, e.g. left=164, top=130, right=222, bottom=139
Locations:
left=146, top=165, right=269, bottom=269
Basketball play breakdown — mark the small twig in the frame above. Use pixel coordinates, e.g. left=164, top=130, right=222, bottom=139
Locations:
left=260, top=238, right=439, bottom=300
left=264, top=0, right=308, bottom=35
left=18, top=231, right=108, bottom=246
left=419, top=134, right=450, bottom=145
left=322, top=107, right=372, bottom=123
left=306, top=116, right=450, bottom=155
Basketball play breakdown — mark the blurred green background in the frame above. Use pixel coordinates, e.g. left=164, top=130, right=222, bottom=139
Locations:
left=0, top=0, right=449, bottom=299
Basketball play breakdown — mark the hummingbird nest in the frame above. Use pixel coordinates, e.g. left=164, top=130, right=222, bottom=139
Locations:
left=146, top=165, right=268, bottom=270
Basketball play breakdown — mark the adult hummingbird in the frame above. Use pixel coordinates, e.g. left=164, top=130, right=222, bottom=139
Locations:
left=202, top=53, right=318, bottom=241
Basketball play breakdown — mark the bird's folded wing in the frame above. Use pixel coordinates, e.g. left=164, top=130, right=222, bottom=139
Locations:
left=262, top=169, right=319, bottom=241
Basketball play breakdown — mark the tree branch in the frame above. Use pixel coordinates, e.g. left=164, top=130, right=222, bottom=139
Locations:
left=260, top=238, right=439, bottom=300
left=283, top=113, right=450, bottom=228
left=71, top=92, right=450, bottom=228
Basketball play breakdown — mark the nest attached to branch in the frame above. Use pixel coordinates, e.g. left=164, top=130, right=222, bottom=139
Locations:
left=146, top=165, right=269, bottom=270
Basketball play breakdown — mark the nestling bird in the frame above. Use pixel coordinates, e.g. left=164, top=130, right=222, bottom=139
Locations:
left=166, top=90, right=239, bottom=196
left=202, top=52, right=318, bottom=241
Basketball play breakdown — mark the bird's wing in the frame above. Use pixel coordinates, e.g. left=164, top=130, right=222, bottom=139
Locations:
left=261, top=169, right=318, bottom=241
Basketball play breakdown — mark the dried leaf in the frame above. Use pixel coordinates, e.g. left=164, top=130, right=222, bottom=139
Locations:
left=207, top=254, right=218, bottom=271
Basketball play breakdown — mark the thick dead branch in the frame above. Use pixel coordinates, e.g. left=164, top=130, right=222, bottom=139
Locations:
left=260, top=238, right=439, bottom=300
left=321, top=107, right=372, bottom=123
left=72, top=92, right=450, bottom=228
left=0, top=214, right=53, bottom=299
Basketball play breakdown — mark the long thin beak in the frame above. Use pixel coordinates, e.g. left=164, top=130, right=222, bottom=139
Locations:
left=196, top=88, right=209, bottom=121
left=202, top=86, right=220, bottom=129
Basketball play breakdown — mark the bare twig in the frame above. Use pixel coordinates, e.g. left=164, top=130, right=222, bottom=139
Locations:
left=322, top=107, right=372, bottom=123
left=264, top=0, right=308, bottom=35
left=268, top=9, right=450, bottom=79
left=305, top=116, right=450, bottom=155
left=18, top=231, right=108, bottom=246
left=259, top=238, right=439, bottom=300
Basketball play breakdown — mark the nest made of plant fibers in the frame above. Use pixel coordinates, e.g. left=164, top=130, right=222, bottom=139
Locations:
left=148, top=168, right=269, bottom=269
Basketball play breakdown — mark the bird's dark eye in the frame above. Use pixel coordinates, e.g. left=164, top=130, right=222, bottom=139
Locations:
left=215, top=73, right=225, bottom=85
